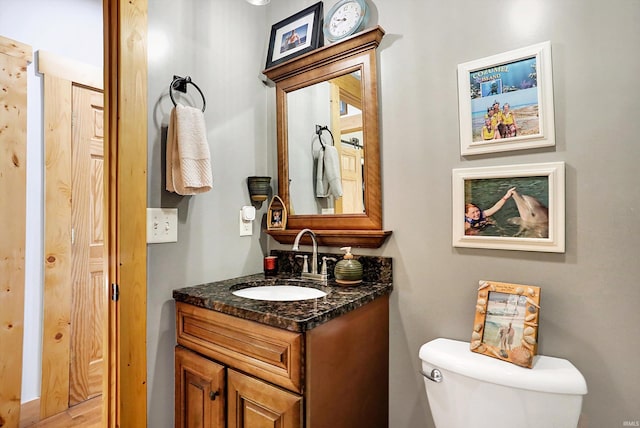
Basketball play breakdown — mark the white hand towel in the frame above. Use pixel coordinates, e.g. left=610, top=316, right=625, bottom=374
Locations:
left=315, top=149, right=326, bottom=197
left=323, top=146, right=343, bottom=198
left=166, top=103, right=212, bottom=195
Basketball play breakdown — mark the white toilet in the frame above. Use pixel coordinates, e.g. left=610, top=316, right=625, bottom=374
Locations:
left=419, top=338, right=587, bottom=428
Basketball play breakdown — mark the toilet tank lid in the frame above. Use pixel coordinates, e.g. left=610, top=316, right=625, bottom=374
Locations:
left=419, top=338, right=587, bottom=395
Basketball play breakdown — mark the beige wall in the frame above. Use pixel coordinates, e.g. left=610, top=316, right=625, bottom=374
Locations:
left=147, top=0, right=640, bottom=427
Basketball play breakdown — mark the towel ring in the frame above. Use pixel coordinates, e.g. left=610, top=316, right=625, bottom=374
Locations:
left=170, top=75, right=206, bottom=112
left=315, top=125, right=334, bottom=150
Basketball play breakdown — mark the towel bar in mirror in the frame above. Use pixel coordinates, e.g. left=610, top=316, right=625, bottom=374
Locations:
left=263, top=26, right=391, bottom=248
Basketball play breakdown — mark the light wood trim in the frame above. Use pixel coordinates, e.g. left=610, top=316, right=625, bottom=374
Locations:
left=0, top=34, right=32, bottom=63
left=40, top=72, right=74, bottom=418
left=0, top=36, right=31, bottom=428
left=330, top=82, right=344, bottom=215
left=38, top=50, right=103, bottom=90
left=104, top=0, right=149, bottom=426
left=333, top=74, right=361, bottom=109
left=103, top=2, right=117, bottom=426
left=339, top=113, right=362, bottom=134
left=176, top=302, right=303, bottom=393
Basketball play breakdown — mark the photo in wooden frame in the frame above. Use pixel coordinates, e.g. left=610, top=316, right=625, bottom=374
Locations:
left=267, top=195, right=287, bottom=230
left=470, top=280, right=541, bottom=368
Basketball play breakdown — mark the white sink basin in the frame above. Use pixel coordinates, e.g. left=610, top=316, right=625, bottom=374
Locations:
left=232, top=285, right=327, bottom=301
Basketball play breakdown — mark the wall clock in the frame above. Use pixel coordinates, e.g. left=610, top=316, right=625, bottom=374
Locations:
left=323, top=0, right=370, bottom=43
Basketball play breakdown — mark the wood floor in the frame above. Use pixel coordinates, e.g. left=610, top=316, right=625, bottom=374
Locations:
left=20, top=396, right=102, bottom=428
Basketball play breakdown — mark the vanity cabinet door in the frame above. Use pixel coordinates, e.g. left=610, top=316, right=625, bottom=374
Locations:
left=227, top=369, right=302, bottom=428
left=175, top=346, right=225, bottom=428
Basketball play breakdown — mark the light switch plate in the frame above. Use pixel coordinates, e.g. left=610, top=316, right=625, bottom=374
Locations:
left=147, top=208, right=178, bottom=243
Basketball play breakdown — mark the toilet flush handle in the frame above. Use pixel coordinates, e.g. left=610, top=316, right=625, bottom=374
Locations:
left=420, top=368, right=443, bottom=383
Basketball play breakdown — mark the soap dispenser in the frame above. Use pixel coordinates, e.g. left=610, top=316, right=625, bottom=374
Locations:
left=334, top=247, right=363, bottom=286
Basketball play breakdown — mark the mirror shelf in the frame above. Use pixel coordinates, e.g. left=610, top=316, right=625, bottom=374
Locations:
left=263, top=26, right=391, bottom=249
left=265, top=229, right=392, bottom=249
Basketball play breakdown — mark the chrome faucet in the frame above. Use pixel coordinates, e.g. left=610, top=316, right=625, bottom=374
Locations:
left=292, top=228, right=325, bottom=281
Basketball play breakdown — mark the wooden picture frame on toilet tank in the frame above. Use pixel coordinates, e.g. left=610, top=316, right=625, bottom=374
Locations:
left=452, top=162, right=565, bottom=253
left=457, top=41, right=555, bottom=156
left=471, top=280, right=541, bottom=368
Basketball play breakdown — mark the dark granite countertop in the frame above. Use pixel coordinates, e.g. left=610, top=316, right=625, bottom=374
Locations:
left=172, top=250, right=392, bottom=333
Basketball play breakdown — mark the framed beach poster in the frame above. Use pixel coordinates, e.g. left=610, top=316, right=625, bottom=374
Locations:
left=470, top=280, right=541, bottom=368
left=452, top=162, right=565, bottom=253
left=457, top=41, right=555, bottom=155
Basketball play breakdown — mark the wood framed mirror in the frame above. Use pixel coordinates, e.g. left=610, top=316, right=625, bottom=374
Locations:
left=263, top=26, right=391, bottom=248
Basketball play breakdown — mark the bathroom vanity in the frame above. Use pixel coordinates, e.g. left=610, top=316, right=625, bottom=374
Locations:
left=173, top=251, right=392, bottom=428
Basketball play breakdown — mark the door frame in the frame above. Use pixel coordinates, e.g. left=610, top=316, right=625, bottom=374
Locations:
left=0, top=1, right=148, bottom=425
left=104, top=0, right=148, bottom=426
left=0, top=36, right=31, bottom=428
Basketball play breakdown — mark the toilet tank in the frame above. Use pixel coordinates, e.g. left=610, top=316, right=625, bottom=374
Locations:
left=419, top=338, right=587, bottom=428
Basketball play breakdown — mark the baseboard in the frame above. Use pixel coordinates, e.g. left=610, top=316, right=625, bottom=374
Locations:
left=20, top=398, right=40, bottom=427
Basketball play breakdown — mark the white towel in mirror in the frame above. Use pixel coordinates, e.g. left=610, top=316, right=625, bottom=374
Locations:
left=315, top=146, right=342, bottom=199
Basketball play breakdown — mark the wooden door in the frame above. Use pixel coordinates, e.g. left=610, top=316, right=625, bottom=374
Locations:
left=339, top=145, right=364, bottom=214
left=69, top=85, right=105, bottom=405
left=39, top=51, right=104, bottom=419
left=175, top=346, right=225, bottom=428
left=227, top=369, right=302, bottom=428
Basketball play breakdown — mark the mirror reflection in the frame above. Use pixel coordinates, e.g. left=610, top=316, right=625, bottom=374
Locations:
left=287, top=70, right=365, bottom=216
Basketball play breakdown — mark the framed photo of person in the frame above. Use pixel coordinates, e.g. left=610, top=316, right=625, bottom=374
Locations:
left=457, top=41, right=555, bottom=156
left=471, top=280, right=541, bottom=368
left=452, top=162, right=565, bottom=253
left=267, top=195, right=287, bottom=231
left=265, top=2, right=324, bottom=70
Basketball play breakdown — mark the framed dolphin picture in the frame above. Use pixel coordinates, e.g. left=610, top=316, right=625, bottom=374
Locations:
left=457, top=41, right=555, bottom=156
left=452, top=162, right=565, bottom=253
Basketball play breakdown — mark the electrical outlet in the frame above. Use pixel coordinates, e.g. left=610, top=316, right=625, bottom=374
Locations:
left=239, top=210, right=253, bottom=236
left=147, top=208, right=178, bottom=243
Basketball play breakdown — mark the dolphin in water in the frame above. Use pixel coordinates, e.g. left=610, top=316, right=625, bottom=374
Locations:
left=508, top=190, right=549, bottom=238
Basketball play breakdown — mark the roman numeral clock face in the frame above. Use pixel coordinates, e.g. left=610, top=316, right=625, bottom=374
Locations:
left=323, top=0, right=369, bottom=42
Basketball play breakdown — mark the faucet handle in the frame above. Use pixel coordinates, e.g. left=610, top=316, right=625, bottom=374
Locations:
left=321, top=257, right=337, bottom=275
left=295, top=254, right=309, bottom=273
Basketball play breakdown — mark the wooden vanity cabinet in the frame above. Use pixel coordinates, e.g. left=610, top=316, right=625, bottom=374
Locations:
left=176, top=346, right=301, bottom=428
left=175, top=346, right=225, bottom=428
left=175, top=295, right=389, bottom=428
left=227, top=368, right=302, bottom=428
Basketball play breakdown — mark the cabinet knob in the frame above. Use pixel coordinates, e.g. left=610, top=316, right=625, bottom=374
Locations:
left=209, top=390, right=220, bottom=400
